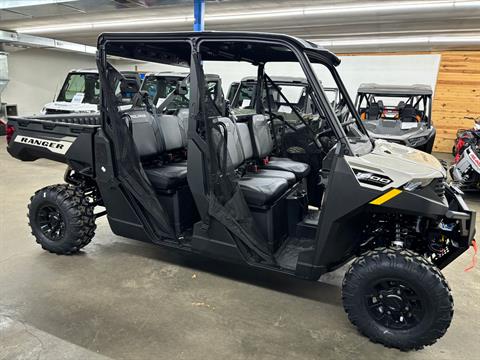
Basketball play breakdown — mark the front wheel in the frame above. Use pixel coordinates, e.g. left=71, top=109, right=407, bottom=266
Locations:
left=28, top=184, right=96, bottom=255
left=342, top=248, right=453, bottom=351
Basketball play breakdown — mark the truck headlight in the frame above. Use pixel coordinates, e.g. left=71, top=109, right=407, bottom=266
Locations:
left=408, top=136, right=427, bottom=147
left=403, top=178, right=433, bottom=191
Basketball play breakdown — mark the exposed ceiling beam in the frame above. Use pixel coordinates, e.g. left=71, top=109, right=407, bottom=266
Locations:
left=0, top=30, right=95, bottom=55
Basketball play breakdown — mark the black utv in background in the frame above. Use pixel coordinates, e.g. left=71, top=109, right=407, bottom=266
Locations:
left=6, top=32, right=475, bottom=351
left=355, top=84, right=436, bottom=153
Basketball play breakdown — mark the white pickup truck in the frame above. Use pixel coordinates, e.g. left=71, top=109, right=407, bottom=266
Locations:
left=41, top=69, right=140, bottom=115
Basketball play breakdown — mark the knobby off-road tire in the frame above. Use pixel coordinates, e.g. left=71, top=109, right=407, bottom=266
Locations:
left=28, top=184, right=96, bottom=254
left=342, top=248, right=453, bottom=351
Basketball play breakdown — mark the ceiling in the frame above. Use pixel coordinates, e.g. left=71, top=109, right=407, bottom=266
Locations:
left=1, top=0, right=480, bottom=52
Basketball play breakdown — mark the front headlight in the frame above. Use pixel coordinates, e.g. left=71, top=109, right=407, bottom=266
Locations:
left=408, top=136, right=427, bottom=147
left=403, top=178, right=434, bottom=191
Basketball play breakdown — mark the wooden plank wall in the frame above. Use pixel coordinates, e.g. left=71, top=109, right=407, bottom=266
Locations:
left=432, top=51, right=480, bottom=153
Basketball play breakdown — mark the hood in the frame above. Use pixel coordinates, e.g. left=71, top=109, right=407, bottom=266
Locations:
left=346, top=140, right=445, bottom=189
left=42, top=101, right=98, bottom=113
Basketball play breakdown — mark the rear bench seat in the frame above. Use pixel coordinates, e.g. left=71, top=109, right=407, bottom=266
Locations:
left=125, top=108, right=188, bottom=191
left=126, top=108, right=197, bottom=234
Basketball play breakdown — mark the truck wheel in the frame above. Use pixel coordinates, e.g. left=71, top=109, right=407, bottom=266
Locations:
left=28, top=184, right=96, bottom=255
left=342, top=248, right=453, bottom=351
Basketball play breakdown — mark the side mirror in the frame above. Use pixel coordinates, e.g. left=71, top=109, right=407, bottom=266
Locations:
left=175, top=82, right=188, bottom=96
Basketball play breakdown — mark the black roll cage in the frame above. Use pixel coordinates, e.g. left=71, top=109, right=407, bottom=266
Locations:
left=97, top=32, right=370, bottom=158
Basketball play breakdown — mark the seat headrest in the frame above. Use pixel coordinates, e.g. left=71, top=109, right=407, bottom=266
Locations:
left=236, top=122, right=253, bottom=160
left=367, top=102, right=380, bottom=120
left=251, top=114, right=274, bottom=158
left=158, top=114, right=187, bottom=151
left=214, top=117, right=245, bottom=168
left=127, top=110, right=164, bottom=160
left=400, top=104, right=417, bottom=122
left=377, top=100, right=384, bottom=111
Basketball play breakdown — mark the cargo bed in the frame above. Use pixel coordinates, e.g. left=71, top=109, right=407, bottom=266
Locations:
left=6, top=114, right=100, bottom=168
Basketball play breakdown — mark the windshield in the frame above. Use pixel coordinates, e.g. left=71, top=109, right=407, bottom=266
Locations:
left=232, top=82, right=307, bottom=107
left=57, top=72, right=100, bottom=104
left=308, top=56, right=372, bottom=155
left=141, top=75, right=185, bottom=107
left=230, top=80, right=311, bottom=122
left=141, top=75, right=219, bottom=110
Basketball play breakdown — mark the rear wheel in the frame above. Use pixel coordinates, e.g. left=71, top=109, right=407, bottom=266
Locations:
left=28, top=184, right=96, bottom=254
left=342, top=248, right=453, bottom=350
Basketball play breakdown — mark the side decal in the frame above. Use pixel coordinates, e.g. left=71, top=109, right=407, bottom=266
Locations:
left=14, top=135, right=72, bottom=155
left=353, top=169, right=393, bottom=187
left=370, top=189, right=402, bottom=205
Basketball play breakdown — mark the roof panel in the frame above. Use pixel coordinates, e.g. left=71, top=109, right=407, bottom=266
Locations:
left=357, top=83, right=433, bottom=96
left=100, top=31, right=341, bottom=66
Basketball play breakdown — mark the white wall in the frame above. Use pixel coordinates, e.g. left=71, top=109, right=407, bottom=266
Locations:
left=333, top=54, right=441, bottom=98
left=173, top=54, right=441, bottom=100
left=255, top=54, right=441, bottom=99
left=3, top=48, right=96, bottom=115
left=3, top=49, right=440, bottom=116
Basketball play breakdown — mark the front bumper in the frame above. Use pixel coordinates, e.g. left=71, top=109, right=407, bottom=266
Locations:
left=445, top=185, right=476, bottom=242
left=437, top=184, right=476, bottom=268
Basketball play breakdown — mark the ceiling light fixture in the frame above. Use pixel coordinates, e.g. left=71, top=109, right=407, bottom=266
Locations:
left=15, top=0, right=480, bottom=34
left=0, top=0, right=75, bottom=9
left=314, top=35, right=480, bottom=47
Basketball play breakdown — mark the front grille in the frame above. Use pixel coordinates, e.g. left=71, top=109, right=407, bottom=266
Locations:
left=432, top=178, right=446, bottom=198
left=45, top=108, right=71, bottom=115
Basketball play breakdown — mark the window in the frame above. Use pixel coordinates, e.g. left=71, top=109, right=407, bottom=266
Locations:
left=57, top=73, right=100, bottom=104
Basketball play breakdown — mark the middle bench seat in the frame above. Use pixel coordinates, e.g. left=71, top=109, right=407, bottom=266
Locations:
left=249, top=114, right=311, bottom=179
left=215, top=117, right=293, bottom=206
left=236, top=123, right=296, bottom=186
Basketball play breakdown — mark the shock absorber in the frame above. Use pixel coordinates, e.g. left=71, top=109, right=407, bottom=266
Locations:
left=392, top=220, right=404, bottom=248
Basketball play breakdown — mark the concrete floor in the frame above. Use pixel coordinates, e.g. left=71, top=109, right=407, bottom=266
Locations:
left=1, top=137, right=479, bottom=360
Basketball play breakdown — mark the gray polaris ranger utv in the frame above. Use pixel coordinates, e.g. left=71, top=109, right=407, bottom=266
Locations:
left=355, top=84, right=436, bottom=153
left=6, top=32, right=475, bottom=351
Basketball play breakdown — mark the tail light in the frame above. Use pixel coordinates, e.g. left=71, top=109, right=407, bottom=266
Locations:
left=6, top=124, right=15, bottom=144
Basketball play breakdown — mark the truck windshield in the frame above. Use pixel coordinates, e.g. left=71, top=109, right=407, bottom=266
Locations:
left=57, top=72, right=100, bottom=104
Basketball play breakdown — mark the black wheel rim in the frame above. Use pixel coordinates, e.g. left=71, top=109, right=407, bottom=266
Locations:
left=365, top=278, right=425, bottom=330
left=37, top=204, right=65, bottom=242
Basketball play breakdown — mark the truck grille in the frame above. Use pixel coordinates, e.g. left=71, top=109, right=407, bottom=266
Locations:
left=432, top=178, right=446, bottom=198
